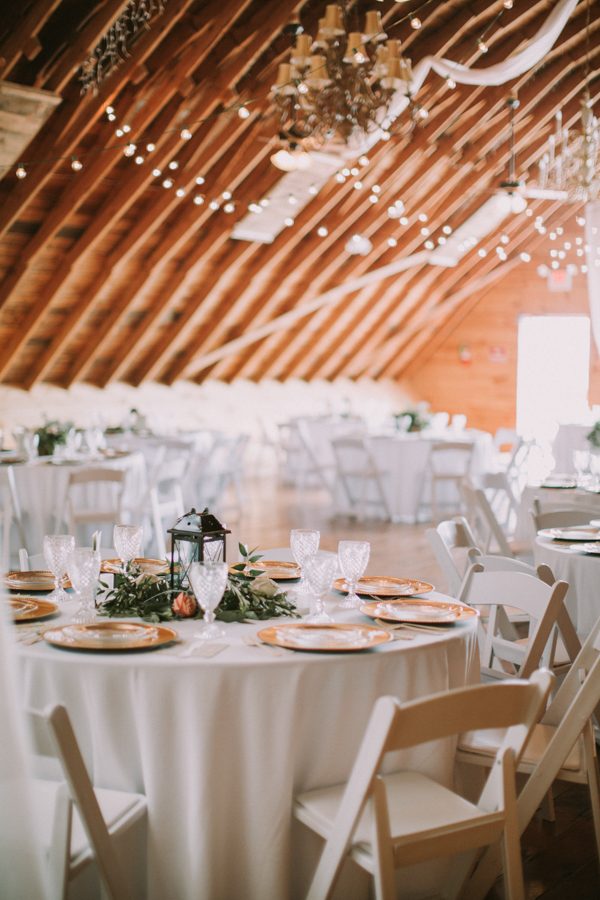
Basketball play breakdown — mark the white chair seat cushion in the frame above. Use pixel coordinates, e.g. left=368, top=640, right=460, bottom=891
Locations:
left=459, top=723, right=580, bottom=772
left=295, top=770, right=488, bottom=850
left=32, top=779, right=146, bottom=867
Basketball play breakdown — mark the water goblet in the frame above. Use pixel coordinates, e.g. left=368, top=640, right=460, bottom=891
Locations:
left=188, top=561, right=228, bottom=640
left=290, top=529, right=320, bottom=596
left=67, top=547, right=101, bottom=623
left=303, top=552, right=337, bottom=624
left=337, top=540, right=370, bottom=609
left=574, top=450, right=591, bottom=487
left=113, top=524, right=143, bottom=571
left=43, top=534, right=75, bottom=604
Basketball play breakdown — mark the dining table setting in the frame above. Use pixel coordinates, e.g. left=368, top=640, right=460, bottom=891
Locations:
left=5, top=517, right=480, bottom=900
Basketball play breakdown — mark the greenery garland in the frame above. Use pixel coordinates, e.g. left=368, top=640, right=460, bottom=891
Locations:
left=98, top=545, right=299, bottom=624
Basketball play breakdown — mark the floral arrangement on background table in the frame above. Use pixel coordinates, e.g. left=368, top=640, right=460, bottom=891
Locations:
left=35, top=420, right=73, bottom=456
left=587, top=421, right=600, bottom=449
left=393, top=408, right=429, bottom=432
left=99, top=545, right=298, bottom=623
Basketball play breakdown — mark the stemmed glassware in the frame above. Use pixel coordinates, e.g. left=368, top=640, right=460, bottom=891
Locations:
left=188, top=561, right=228, bottom=640
left=290, top=529, right=320, bottom=596
left=67, top=547, right=101, bottom=623
left=303, top=552, right=337, bottom=624
left=337, top=540, right=370, bottom=609
left=43, top=534, right=75, bottom=603
left=574, top=450, right=591, bottom=487
left=113, top=524, right=143, bottom=571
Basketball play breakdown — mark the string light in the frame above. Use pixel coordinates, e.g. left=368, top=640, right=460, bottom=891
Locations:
left=195, top=176, right=205, bottom=185
left=16, top=165, right=26, bottom=179
left=71, top=157, right=83, bottom=171
left=162, top=178, right=173, bottom=188
left=176, top=187, right=186, bottom=197
left=122, top=124, right=131, bottom=134
left=168, top=161, right=179, bottom=170
left=504, top=0, right=513, bottom=7
left=410, top=17, right=422, bottom=29
left=180, top=128, right=192, bottom=141
left=134, top=155, right=144, bottom=165
left=284, top=217, right=294, bottom=227
left=446, top=76, right=456, bottom=90
left=123, top=143, right=136, bottom=157
left=223, top=202, right=235, bottom=213
left=152, top=168, right=162, bottom=177
left=194, top=195, right=205, bottom=205
left=209, top=199, right=220, bottom=210
left=354, top=181, right=363, bottom=190
left=146, top=143, right=155, bottom=152
left=387, top=237, right=397, bottom=247
left=477, top=39, right=488, bottom=53
left=222, top=190, right=232, bottom=200
left=238, top=106, right=250, bottom=119
left=317, top=226, right=328, bottom=237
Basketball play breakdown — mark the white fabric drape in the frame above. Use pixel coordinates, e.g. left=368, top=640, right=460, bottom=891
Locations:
left=348, top=0, right=579, bottom=149
left=0, top=606, right=45, bottom=899
left=585, top=200, right=600, bottom=355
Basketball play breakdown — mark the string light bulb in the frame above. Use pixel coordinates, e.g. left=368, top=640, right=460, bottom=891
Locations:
left=162, top=178, right=173, bottom=188
left=180, top=128, right=192, bottom=140
left=446, top=76, right=456, bottom=90
left=317, top=226, right=328, bottom=237
left=146, top=143, right=155, bottom=152
left=168, top=161, right=179, bottom=170
left=176, top=188, right=186, bottom=197
left=222, top=190, right=232, bottom=200
left=194, top=195, right=205, bottom=205
left=15, top=164, right=26, bottom=179
left=477, top=39, right=488, bottom=53
left=71, top=157, right=83, bottom=171
left=122, top=124, right=131, bottom=133
left=238, top=106, right=250, bottom=119
left=410, top=17, right=422, bottom=29
left=195, top=176, right=205, bottom=185
left=123, top=143, right=136, bottom=157
left=223, top=202, right=235, bottom=213
left=504, top=0, right=513, bottom=7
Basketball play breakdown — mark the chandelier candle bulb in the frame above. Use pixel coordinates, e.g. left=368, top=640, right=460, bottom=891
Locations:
left=323, top=4, right=344, bottom=35
left=306, top=55, right=331, bottom=87
left=274, top=63, right=295, bottom=94
left=291, top=34, right=312, bottom=65
left=364, top=11, right=386, bottom=41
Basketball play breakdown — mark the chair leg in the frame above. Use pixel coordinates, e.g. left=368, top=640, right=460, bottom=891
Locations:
left=582, top=726, right=600, bottom=861
left=501, top=753, right=525, bottom=900
left=540, top=787, right=556, bottom=823
left=371, top=777, right=396, bottom=900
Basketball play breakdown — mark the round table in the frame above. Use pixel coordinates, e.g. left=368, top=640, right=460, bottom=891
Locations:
left=17, top=596, right=479, bottom=900
left=514, top=484, right=600, bottom=543
left=7, top=452, right=147, bottom=553
left=534, top=536, right=600, bottom=637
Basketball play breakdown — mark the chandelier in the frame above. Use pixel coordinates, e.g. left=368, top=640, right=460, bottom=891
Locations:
left=270, top=4, right=411, bottom=167
left=535, top=0, right=599, bottom=203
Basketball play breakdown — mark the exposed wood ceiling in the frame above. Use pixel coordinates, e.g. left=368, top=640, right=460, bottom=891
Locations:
left=0, top=0, right=596, bottom=389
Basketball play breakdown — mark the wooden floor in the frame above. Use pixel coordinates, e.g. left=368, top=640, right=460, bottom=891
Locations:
left=231, top=476, right=600, bottom=899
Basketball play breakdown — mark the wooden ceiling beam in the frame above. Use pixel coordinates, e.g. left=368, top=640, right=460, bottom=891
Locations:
left=0, top=0, right=62, bottom=77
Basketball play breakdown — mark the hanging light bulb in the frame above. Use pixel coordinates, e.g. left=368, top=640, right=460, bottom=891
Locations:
left=123, top=143, right=137, bottom=157
left=168, top=161, right=179, bottom=170
left=410, top=17, right=422, bottom=30
left=477, top=38, right=488, bottom=53
left=15, top=164, right=26, bottom=179
left=446, top=76, right=456, bottom=90
left=176, top=188, right=186, bottom=197
left=146, top=143, right=156, bottom=152
left=162, top=178, right=173, bottom=189
left=180, top=128, right=192, bottom=140
left=503, top=0, right=513, bottom=8
left=317, top=226, right=328, bottom=237
left=238, top=105, right=250, bottom=119
left=71, top=157, right=83, bottom=171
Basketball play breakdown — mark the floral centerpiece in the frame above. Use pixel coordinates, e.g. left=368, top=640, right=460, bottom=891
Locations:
left=35, top=420, right=73, bottom=456
left=393, top=408, right=429, bottom=432
left=587, top=421, right=600, bottom=450
left=98, top=545, right=298, bottom=623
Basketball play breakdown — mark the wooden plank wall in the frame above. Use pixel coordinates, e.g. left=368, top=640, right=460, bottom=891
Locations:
left=405, top=219, right=600, bottom=434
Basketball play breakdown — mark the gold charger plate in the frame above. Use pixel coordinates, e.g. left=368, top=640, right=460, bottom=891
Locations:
left=101, top=557, right=169, bottom=575
left=42, top=621, right=177, bottom=651
left=257, top=622, right=392, bottom=652
left=9, top=596, right=58, bottom=622
left=230, top=560, right=300, bottom=581
left=360, top=597, right=478, bottom=625
left=334, top=575, right=434, bottom=598
left=5, top=570, right=60, bottom=592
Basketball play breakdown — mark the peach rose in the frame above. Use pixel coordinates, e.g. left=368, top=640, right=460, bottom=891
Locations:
left=172, top=591, right=197, bottom=618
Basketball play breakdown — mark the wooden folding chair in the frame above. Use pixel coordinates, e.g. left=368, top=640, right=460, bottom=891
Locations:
left=294, top=672, right=552, bottom=900
left=460, top=478, right=531, bottom=560
left=27, top=703, right=146, bottom=900
left=461, top=617, right=600, bottom=898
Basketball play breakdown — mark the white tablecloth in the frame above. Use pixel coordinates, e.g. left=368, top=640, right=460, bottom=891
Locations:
left=334, top=430, right=492, bottom=522
left=11, top=453, right=147, bottom=553
left=17, top=598, right=478, bottom=900
left=534, top=537, right=600, bottom=637
left=514, top=484, right=600, bottom=542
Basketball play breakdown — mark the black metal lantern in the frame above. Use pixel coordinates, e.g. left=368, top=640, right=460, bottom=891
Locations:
left=168, top=508, right=231, bottom=590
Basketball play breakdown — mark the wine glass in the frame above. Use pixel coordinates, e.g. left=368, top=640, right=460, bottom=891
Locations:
left=188, top=561, right=228, bottom=640
left=67, top=547, right=101, bottom=623
left=113, top=524, right=143, bottom=571
left=303, top=552, right=337, bottom=624
left=290, top=529, right=320, bottom=595
left=43, top=534, right=75, bottom=603
left=573, top=450, right=590, bottom=486
left=337, top=540, right=370, bottom=609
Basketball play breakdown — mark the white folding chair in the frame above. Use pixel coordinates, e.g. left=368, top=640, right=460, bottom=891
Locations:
left=294, top=673, right=552, bottom=900
left=460, top=478, right=531, bottom=561
left=475, top=471, right=520, bottom=534
left=425, top=516, right=479, bottom=595
left=458, top=565, right=569, bottom=681
left=424, top=441, right=474, bottom=522
left=0, top=465, right=27, bottom=564
left=530, top=504, right=600, bottom=533
left=331, top=436, right=392, bottom=521
left=149, top=457, right=186, bottom=559
left=461, top=617, right=600, bottom=898
left=65, top=469, right=126, bottom=543
left=466, top=549, right=581, bottom=675
left=27, top=703, right=147, bottom=900
left=493, top=429, right=523, bottom=471
left=191, top=434, right=249, bottom=515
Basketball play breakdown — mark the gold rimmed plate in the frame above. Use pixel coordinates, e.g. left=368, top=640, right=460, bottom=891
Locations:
left=5, top=570, right=60, bottom=592
left=42, top=621, right=177, bottom=651
left=360, top=597, right=478, bottom=625
left=8, top=596, right=58, bottom=622
left=101, top=557, right=169, bottom=575
left=257, top=623, right=392, bottom=652
left=230, top=560, right=301, bottom=581
left=334, top=575, right=434, bottom=598
left=538, top=526, right=600, bottom=542
left=572, top=541, right=600, bottom=555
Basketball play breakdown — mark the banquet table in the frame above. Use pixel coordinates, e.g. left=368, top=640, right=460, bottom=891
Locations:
left=16, top=595, right=479, bottom=900
left=514, top=484, right=600, bottom=542
left=5, top=452, right=147, bottom=555
left=334, top=429, right=493, bottom=523
left=534, top=536, right=600, bottom=638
